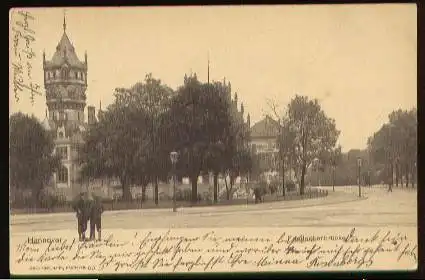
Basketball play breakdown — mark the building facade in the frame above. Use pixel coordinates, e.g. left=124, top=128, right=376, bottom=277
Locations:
left=250, top=116, right=280, bottom=174
left=41, top=18, right=99, bottom=199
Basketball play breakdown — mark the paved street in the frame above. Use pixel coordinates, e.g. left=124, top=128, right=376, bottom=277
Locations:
left=10, top=185, right=416, bottom=236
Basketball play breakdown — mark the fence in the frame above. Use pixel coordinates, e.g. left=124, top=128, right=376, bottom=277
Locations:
left=10, top=186, right=328, bottom=214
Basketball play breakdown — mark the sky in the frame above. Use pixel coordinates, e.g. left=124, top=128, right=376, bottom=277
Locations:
left=9, top=4, right=417, bottom=152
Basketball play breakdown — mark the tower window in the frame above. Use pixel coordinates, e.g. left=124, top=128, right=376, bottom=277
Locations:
left=59, top=111, right=65, bottom=121
left=57, top=166, right=68, bottom=183
left=57, top=146, right=68, bottom=159
left=61, top=69, right=68, bottom=79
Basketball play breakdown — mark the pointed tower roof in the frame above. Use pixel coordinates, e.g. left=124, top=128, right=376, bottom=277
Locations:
left=45, top=14, right=86, bottom=69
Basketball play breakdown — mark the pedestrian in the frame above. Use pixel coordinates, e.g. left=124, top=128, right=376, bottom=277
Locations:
left=89, top=193, right=104, bottom=241
left=72, top=192, right=90, bottom=241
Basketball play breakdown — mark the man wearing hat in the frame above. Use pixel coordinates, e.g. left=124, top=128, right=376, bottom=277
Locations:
left=89, top=193, right=104, bottom=241
left=72, top=191, right=92, bottom=241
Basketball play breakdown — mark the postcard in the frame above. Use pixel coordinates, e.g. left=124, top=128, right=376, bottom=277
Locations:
left=9, top=4, right=417, bottom=275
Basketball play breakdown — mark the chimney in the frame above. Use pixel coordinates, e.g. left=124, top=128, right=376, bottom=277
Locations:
left=88, top=106, right=96, bottom=125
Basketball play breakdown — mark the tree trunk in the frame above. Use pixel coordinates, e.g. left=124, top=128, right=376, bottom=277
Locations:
left=405, top=164, right=409, bottom=188
left=411, top=163, right=415, bottom=188
left=154, top=176, right=159, bottom=205
left=191, top=175, right=198, bottom=204
left=141, top=184, right=147, bottom=202
left=213, top=172, right=218, bottom=203
left=121, top=177, right=132, bottom=201
left=281, top=157, right=285, bottom=197
left=32, top=185, right=43, bottom=208
left=300, top=163, right=306, bottom=195
left=224, top=176, right=231, bottom=200
left=395, top=162, right=399, bottom=187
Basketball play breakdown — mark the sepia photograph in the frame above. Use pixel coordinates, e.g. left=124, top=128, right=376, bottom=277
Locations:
left=9, top=4, right=417, bottom=275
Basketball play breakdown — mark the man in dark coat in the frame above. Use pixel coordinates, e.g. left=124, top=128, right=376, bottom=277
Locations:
left=72, top=192, right=92, bottom=241
left=89, top=194, right=104, bottom=241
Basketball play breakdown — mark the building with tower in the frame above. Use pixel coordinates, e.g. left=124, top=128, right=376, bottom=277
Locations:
left=41, top=16, right=99, bottom=199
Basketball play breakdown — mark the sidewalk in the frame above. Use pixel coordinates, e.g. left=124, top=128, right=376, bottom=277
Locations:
left=10, top=190, right=362, bottom=225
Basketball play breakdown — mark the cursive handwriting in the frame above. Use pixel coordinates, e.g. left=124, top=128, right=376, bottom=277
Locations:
left=11, top=227, right=417, bottom=274
left=11, top=10, right=42, bottom=105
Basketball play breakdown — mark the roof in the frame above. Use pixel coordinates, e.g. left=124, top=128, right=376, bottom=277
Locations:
left=250, top=116, right=280, bottom=138
left=45, top=32, right=85, bottom=69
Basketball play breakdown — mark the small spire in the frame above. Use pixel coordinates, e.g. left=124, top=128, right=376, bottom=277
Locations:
left=99, top=100, right=102, bottom=111
left=63, top=9, right=67, bottom=32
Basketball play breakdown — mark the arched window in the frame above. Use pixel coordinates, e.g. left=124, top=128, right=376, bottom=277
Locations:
left=61, top=68, right=68, bottom=79
left=58, top=131, right=64, bottom=138
left=58, top=166, right=68, bottom=183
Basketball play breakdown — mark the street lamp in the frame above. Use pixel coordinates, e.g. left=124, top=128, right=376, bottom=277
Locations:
left=281, top=154, right=286, bottom=197
left=357, top=157, right=362, bottom=197
left=170, top=151, right=179, bottom=212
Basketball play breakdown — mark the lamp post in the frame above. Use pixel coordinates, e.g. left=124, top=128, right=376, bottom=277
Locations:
left=281, top=154, right=286, bottom=197
left=357, top=157, right=362, bottom=197
left=170, top=151, right=179, bottom=212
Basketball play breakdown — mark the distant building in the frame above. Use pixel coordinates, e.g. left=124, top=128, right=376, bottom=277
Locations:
left=250, top=116, right=280, bottom=174
left=41, top=16, right=100, bottom=199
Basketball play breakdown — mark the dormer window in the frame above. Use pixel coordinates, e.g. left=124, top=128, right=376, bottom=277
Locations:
left=58, top=131, right=64, bottom=138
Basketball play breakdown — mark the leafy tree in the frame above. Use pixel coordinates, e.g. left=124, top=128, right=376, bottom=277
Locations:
left=167, top=74, right=233, bottom=203
left=80, top=94, right=152, bottom=201
left=9, top=113, right=61, bottom=206
left=80, top=74, right=174, bottom=202
left=285, top=95, right=340, bottom=195
left=114, top=74, right=174, bottom=203
left=368, top=108, right=417, bottom=187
